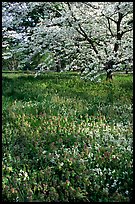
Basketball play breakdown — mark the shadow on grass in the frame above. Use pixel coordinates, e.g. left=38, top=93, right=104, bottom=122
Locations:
left=2, top=73, right=133, bottom=113
left=2, top=73, right=91, bottom=103
left=119, top=80, right=133, bottom=92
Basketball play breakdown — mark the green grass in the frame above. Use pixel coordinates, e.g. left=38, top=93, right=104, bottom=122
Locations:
left=2, top=72, right=133, bottom=202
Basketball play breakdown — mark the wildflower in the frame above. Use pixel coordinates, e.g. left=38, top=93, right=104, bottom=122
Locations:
left=7, top=166, right=13, bottom=172
left=112, top=155, right=116, bottom=159
left=125, top=190, right=129, bottom=195
left=16, top=197, right=19, bottom=202
left=42, top=150, right=47, bottom=154
left=66, top=180, right=70, bottom=187
left=111, top=180, right=117, bottom=188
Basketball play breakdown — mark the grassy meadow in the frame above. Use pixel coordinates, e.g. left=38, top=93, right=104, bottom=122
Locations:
left=2, top=72, right=133, bottom=202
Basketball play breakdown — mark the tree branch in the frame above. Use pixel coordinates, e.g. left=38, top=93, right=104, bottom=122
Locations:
left=66, top=2, right=101, bottom=58
left=102, top=12, right=117, bottom=24
left=113, top=10, right=123, bottom=53
left=46, top=22, right=62, bottom=27
left=106, top=17, right=114, bottom=37
left=103, top=41, right=108, bottom=56
left=121, top=28, right=133, bottom=36
left=107, top=16, right=117, bottom=24
left=83, top=2, right=99, bottom=10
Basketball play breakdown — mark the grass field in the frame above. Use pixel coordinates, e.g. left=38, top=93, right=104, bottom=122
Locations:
left=2, top=72, right=133, bottom=202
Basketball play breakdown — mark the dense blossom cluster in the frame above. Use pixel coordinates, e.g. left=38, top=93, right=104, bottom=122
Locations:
left=2, top=2, right=133, bottom=79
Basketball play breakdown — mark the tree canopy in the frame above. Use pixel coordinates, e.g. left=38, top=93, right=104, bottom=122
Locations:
left=2, top=2, right=133, bottom=81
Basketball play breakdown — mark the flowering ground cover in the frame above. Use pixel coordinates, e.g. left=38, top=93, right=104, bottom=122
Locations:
left=2, top=72, right=133, bottom=202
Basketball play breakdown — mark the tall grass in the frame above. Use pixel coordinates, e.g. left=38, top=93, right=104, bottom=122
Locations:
left=2, top=72, right=133, bottom=202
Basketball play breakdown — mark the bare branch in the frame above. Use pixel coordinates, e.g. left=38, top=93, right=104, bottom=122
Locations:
left=106, top=17, right=115, bottom=37
left=121, top=28, right=133, bottom=36
left=113, top=11, right=123, bottom=53
left=66, top=2, right=100, bottom=58
left=102, top=12, right=117, bottom=24
left=82, top=2, right=99, bottom=10
left=46, top=22, right=62, bottom=27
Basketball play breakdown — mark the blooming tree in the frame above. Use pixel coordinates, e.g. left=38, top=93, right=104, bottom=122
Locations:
left=2, top=2, right=133, bottom=80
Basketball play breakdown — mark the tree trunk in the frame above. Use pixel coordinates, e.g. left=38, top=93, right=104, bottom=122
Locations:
left=105, top=60, right=114, bottom=81
left=56, top=65, right=60, bottom=72
left=56, top=59, right=61, bottom=72
left=106, top=70, right=113, bottom=81
left=126, top=70, right=128, bottom=74
left=81, top=68, right=85, bottom=74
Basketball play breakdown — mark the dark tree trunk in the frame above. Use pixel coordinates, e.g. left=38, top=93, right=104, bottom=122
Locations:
left=56, top=65, right=60, bottom=72
left=105, top=60, right=114, bottom=81
left=81, top=67, right=85, bottom=74
left=55, top=59, right=61, bottom=72
left=106, top=70, right=113, bottom=81
left=113, top=6, right=123, bottom=56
